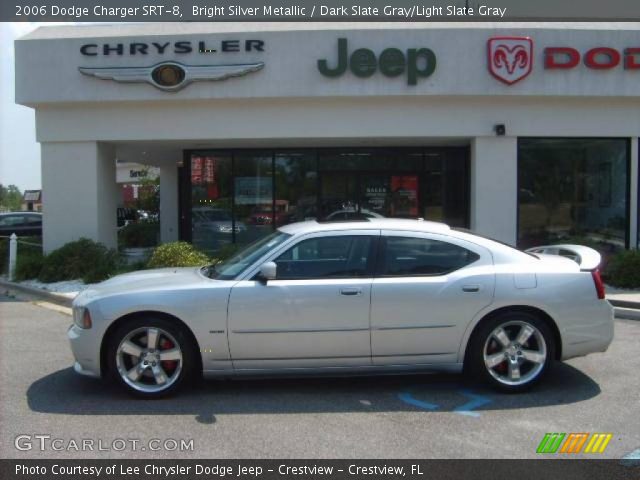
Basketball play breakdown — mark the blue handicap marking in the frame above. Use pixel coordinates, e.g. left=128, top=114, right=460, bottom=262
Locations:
left=398, top=391, right=439, bottom=410
left=453, top=389, right=492, bottom=417
left=398, top=388, right=492, bottom=417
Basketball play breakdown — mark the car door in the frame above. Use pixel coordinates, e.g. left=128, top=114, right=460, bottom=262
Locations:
left=22, top=214, right=42, bottom=236
left=227, top=230, right=379, bottom=370
left=371, top=231, right=495, bottom=366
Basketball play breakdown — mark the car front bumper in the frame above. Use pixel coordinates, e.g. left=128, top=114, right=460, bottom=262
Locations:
left=68, top=324, right=102, bottom=378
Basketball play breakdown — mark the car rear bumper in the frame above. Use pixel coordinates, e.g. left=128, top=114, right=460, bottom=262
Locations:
left=561, top=300, right=615, bottom=360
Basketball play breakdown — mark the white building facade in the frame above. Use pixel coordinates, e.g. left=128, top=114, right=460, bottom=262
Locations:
left=14, top=23, right=640, bottom=255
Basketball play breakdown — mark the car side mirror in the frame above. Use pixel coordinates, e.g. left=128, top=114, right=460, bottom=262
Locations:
left=258, top=262, right=277, bottom=283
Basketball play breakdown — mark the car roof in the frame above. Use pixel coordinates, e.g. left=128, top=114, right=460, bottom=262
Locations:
left=277, top=219, right=534, bottom=264
left=0, top=211, right=41, bottom=216
left=278, top=218, right=451, bottom=235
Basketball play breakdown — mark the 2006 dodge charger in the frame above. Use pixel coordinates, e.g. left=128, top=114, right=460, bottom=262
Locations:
left=69, top=219, right=613, bottom=398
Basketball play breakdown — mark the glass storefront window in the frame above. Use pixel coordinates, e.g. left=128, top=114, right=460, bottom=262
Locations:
left=234, top=152, right=274, bottom=246
left=423, top=149, right=469, bottom=227
left=274, top=152, right=318, bottom=224
left=185, top=147, right=471, bottom=256
left=518, top=138, right=629, bottom=251
left=190, top=153, right=232, bottom=256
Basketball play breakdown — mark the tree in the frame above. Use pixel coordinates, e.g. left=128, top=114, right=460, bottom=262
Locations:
left=0, top=184, right=23, bottom=211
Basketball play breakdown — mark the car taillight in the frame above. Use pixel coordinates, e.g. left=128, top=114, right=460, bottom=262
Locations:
left=591, top=269, right=606, bottom=300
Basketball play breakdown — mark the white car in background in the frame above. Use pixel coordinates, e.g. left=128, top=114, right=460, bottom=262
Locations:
left=69, top=219, right=613, bottom=398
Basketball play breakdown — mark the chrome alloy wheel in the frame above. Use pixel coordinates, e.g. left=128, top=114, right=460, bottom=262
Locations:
left=115, top=327, right=183, bottom=393
left=483, top=320, right=547, bottom=386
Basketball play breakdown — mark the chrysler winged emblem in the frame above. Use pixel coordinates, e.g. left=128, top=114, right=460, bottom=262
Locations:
left=79, top=61, right=264, bottom=91
left=487, top=37, right=533, bottom=85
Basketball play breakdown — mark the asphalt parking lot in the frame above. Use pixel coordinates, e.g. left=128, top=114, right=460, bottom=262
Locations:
left=1, top=295, right=639, bottom=459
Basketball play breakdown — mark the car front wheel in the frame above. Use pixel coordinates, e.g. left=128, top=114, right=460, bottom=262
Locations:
left=467, top=312, right=555, bottom=393
left=107, top=317, right=195, bottom=398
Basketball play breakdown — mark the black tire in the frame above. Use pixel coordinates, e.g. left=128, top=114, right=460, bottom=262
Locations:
left=465, top=311, right=555, bottom=393
left=106, top=316, right=198, bottom=399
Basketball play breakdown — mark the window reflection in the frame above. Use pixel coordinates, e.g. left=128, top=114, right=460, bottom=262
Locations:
left=234, top=152, right=273, bottom=246
left=187, top=148, right=471, bottom=257
left=275, top=152, right=318, bottom=224
left=518, top=138, right=629, bottom=251
left=190, top=153, right=233, bottom=256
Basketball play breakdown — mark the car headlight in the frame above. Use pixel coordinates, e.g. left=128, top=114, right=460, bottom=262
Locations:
left=73, top=306, right=92, bottom=329
left=217, top=225, right=232, bottom=233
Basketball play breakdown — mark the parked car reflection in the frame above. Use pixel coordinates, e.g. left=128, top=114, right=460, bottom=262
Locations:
left=192, top=207, right=246, bottom=235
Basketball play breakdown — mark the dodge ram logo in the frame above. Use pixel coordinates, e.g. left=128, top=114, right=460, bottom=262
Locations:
left=488, top=36, right=533, bottom=85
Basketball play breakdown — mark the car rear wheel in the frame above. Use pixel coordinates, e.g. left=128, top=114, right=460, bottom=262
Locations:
left=467, top=311, right=555, bottom=393
left=107, top=317, right=196, bottom=398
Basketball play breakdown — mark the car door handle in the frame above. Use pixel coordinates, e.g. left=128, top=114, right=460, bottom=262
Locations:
left=340, top=288, right=362, bottom=296
left=462, top=285, right=481, bottom=293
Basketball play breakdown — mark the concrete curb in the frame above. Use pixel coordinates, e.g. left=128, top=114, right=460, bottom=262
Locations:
left=614, top=307, right=640, bottom=321
left=0, top=279, right=73, bottom=308
left=608, top=298, right=640, bottom=310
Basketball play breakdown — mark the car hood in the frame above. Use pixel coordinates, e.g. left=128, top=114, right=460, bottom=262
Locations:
left=75, top=267, right=212, bottom=302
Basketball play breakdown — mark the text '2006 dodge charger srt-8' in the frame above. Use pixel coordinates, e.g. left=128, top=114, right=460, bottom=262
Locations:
left=69, top=219, right=613, bottom=398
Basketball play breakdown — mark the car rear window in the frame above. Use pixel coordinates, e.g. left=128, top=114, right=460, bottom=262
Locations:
left=379, top=236, right=480, bottom=277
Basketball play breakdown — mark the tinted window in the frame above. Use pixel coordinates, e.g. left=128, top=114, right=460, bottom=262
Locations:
left=518, top=138, right=628, bottom=250
left=0, top=215, right=24, bottom=227
left=207, top=231, right=291, bottom=280
left=275, top=236, right=373, bottom=280
left=24, top=215, right=42, bottom=225
left=380, top=237, right=479, bottom=276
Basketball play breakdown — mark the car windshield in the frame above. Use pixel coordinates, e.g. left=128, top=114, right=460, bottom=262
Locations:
left=203, top=231, right=291, bottom=280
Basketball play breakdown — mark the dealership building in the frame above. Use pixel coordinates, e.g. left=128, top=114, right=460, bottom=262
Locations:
left=15, top=22, right=640, bottom=255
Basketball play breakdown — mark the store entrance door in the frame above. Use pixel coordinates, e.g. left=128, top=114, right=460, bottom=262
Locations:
left=320, top=173, right=420, bottom=220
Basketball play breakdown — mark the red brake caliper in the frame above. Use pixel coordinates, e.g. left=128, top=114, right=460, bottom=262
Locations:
left=160, top=338, right=177, bottom=372
left=489, top=340, right=507, bottom=373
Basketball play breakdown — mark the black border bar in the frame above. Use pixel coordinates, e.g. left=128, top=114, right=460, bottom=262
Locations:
left=4, top=0, right=640, bottom=22
left=2, top=459, right=639, bottom=480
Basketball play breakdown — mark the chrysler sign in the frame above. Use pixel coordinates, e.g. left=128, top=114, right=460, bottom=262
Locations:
left=78, top=39, right=266, bottom=91
left=80, top=39, right=265, bottom=56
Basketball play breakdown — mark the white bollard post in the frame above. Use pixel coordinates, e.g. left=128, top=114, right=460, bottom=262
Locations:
left=8, top=233, right=17, bottom=282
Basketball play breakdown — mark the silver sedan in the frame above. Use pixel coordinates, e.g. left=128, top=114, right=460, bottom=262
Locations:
left=69, top=219, right=614, bottom=398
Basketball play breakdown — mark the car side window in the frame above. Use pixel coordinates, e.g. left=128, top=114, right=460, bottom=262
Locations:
left=379, top=236, right=480, bottom=277
left=274, top=235, right=374, bottom=280
left=24, top=215, right=41, bottom=225
left=0, top=215, right=23, bottom=227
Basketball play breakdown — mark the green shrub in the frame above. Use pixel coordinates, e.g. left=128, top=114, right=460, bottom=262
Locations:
left=38, top=238, right=117, bottom=284
left=15, top=251, right=45, bottom=281
left=147, top=242, right=210, bottom=268
left=604, top=250, right=640, bottom=289
left=118, top=222, right=159, bottom=248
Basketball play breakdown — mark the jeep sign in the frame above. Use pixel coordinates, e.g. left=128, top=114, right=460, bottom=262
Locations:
left=318, top=38, right=437, bottom=85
